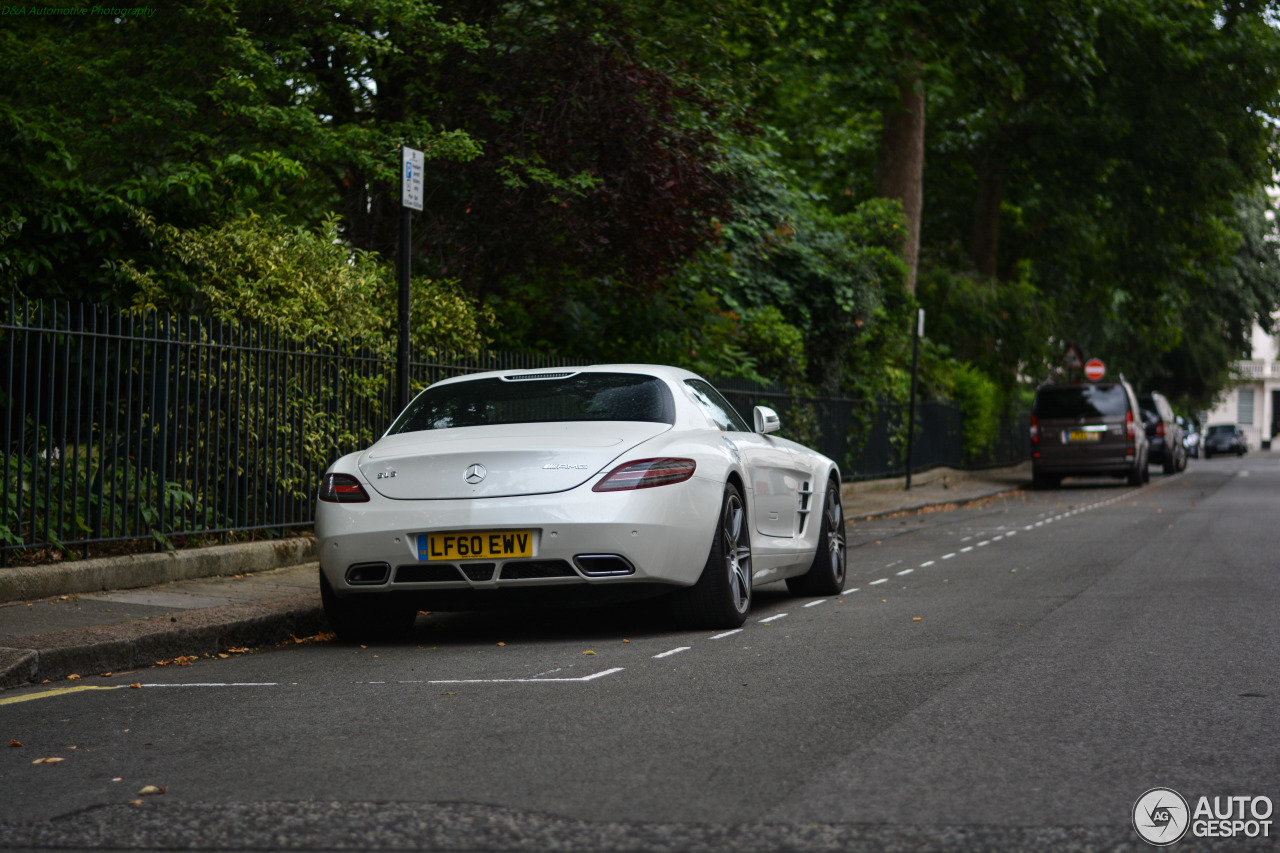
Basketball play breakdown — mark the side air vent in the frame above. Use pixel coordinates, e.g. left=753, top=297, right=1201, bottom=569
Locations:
left=394, top=564, right=463, bottom=583
left=500, top=560, right=577, bottom=579
left=346, top=562, right=391, bottom=585
left=574, top=555, right=636, bottom=577
left=500, top=372, right=579, bottom=382
left=796, top=480, right=813, bottom=535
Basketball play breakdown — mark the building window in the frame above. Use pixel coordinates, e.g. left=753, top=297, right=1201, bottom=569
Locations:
left=1238, top=389, right=1255, bottom=425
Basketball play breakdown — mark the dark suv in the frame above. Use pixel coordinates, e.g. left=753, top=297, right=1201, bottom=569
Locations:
left=1137, top=392, right=1186, bottom=474
left=1031, top=379, right=1149, bottom=489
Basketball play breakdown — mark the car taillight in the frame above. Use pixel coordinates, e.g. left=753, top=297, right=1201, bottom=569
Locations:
left=593, top=458, right=696, bottom=492
left=1155, top=421, right=1166, bottom=437
left=319, top=473, right=370, bottom=503
left=1126, top=410, right=1136, bottom=439
left=1030, top=415, right=1040, bottom=444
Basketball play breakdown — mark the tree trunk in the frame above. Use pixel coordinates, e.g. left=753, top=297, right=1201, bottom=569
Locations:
left=876, top=73, right=925, bottom=295
left=971, top=149, right=1002, bottom=279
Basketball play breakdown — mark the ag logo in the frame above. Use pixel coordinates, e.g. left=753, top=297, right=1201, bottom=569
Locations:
left=1133, top=787, right=1190, bottom=846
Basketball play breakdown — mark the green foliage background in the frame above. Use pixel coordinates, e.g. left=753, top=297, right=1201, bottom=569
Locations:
left=3, top=0, right=1280, bottom=436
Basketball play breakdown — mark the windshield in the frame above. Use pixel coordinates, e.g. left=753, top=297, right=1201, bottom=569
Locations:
left=388, top=372, right=675, bottom=433
left=1033, top=385, right=1129, bottom=419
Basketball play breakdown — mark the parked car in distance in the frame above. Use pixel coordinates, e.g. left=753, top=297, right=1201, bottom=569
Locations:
left=1178, top=416, right=1201, bottom=459
left=1138, top=392, right=1187, bottom=474
left=1030, top=378, right=1149, bottom=489
left=1203, top=424, right=1248, bottom=458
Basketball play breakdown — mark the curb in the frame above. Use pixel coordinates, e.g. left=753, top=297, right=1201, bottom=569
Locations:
left=0, top=536, right=317, bottom=605
left=846, top=483, right=1027, bottom=522
left=0, top=595, right=326, bottom=689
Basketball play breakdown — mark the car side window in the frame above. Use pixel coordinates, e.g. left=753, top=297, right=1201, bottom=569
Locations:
left=683, top=379, right=752, bottom=432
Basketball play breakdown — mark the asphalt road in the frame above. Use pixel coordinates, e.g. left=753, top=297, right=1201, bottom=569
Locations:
left=1, top=454, right=1277, bottom=852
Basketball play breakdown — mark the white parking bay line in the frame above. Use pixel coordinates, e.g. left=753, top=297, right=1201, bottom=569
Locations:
left=709, top=629, right=743, bottom=640
left=842, top=587, right=860, bottom=594
left=920, top=560, right=935, bottom=567
left=759, top=613, right=789, bottom=623
left=942, top=553, right=956, bottom=560
left=428, top=668, right=626, bottom=683
left=960, top=546, right=974, bottom=553
left=896, top=568, right=914, bottom=576
left=653, top=647, right=690, bottom=659
left=870, top=578, right=888, bottom=585
left=804, top=599, right=827, bottom=608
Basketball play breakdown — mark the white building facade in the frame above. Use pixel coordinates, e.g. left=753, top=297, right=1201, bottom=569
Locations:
left=1203, top=322, right=1280, bottom=449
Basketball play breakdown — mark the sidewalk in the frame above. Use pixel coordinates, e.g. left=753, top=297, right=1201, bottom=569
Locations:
left=0, top=462, right=1031, bottom=689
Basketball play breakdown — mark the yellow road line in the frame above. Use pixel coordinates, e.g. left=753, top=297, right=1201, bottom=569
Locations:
left=0, top=685, right=124, bottom=706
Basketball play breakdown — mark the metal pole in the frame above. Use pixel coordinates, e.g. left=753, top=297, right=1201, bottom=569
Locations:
left=397, top=206, right=411, bottom=414
left=905, top=308, right=924, bottom=490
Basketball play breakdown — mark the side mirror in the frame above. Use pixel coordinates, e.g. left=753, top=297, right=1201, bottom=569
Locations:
left=753, top=406, right=781, bottom=435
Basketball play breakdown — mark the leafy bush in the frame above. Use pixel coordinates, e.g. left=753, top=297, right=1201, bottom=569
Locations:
left=118, top=211, right=492, bottom=353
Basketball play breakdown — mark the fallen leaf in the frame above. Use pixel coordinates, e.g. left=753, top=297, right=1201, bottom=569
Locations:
left=582, top=649, right=597, bottom=655
left=217, top=654, right=229, bottom=659
left=912, top=617, right=923, bottom=622
left=112, top=777, right=122, bottom=782
left=129, top=799, right=144, bottom=806
left=129, top=683, right=141, bottom=689
left=66, top=674, right=81, bottom=681
left=497, top=642, right=506, bottom=647
left=8, top=740, right=21, bottom=748
left=622, top=639, right=630, bottom=643
left=99, top=673, right=112, bottom=678
left=137, top=785, right=166, bottom=796
left=32, top=757, right=64, bottom=764
left=227, top=647, right=249, bottom=654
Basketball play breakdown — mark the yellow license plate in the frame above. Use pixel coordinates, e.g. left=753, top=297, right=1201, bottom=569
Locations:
left=419, top=530, right=533, bottom=561
left=1068, top=430, right=1101, bottom=442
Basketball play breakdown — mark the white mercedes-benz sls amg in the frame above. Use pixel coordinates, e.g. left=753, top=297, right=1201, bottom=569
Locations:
left=316, top=364, right=846, bottom=639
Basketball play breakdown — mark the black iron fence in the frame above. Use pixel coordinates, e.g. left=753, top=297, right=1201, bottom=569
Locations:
left=1, top=298, right=1027, bottom=562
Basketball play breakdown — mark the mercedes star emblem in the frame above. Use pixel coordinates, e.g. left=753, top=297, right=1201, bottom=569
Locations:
left=464, top=463, right=487, bottom=484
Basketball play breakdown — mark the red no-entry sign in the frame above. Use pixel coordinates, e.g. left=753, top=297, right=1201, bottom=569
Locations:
left=1084, top=358, right=1106, bottom=381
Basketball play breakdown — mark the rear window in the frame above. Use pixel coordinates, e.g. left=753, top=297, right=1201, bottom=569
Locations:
left=389, top=372, right=675, bottom=433
left=1207, top=425, right=1235, bottom=435
left=1034, top=385, right=1130, bottom=419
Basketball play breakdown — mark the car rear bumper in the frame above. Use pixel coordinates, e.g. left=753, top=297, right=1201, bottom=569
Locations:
left=316, top=476, right=725, bottom=602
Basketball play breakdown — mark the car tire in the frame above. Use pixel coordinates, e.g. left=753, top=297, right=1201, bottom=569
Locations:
left=672, top=482, right=753, bottom=629
left=786, top=479, right=846, bottom=597
left=1204, top=449, right=1212, bottom=459
left=320, top=572, right=417, bottom=643
left=1127, top=459, right=1144, bottom=487
left=1163, top=452, right=1177, bottom=475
